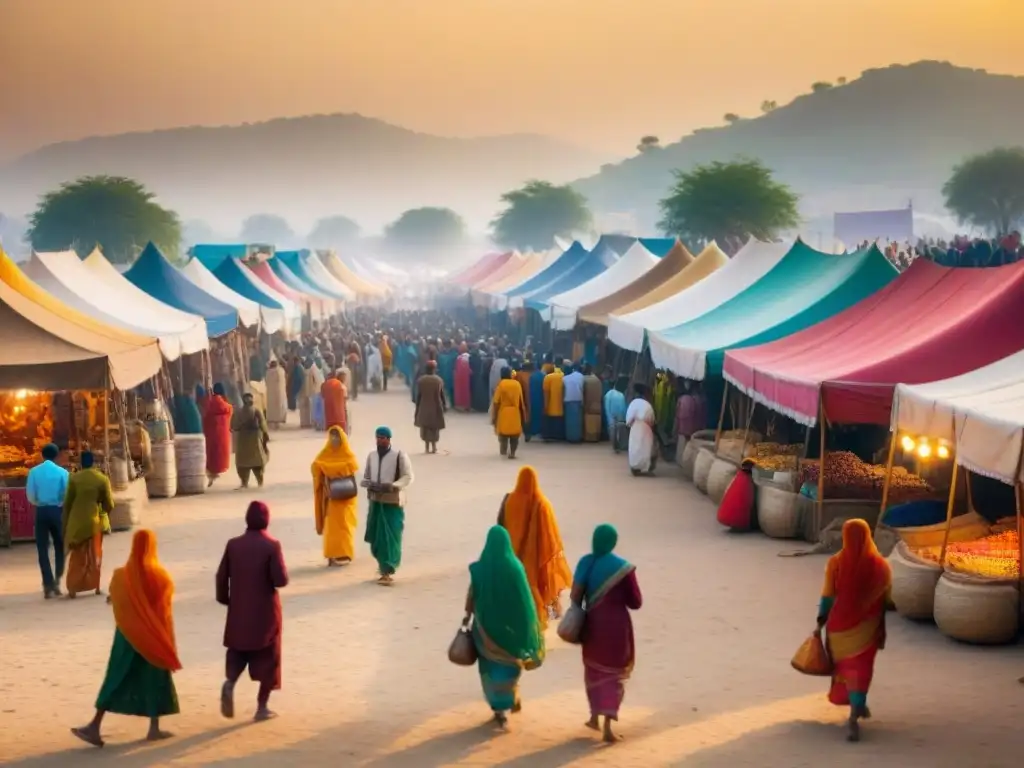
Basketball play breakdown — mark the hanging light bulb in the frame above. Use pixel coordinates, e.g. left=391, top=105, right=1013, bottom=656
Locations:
left=937, top=443, right=950, bottom=459
left=917, top=441, right=932, bottom=459
left=900, top=434, right=916, bottom=452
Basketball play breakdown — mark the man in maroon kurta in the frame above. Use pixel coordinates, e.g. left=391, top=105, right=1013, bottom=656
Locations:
left=216, top=501, right=289, bottom=721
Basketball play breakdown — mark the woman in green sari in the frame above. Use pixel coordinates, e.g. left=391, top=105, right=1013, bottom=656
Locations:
left=464, top=526, right=544, bottom=728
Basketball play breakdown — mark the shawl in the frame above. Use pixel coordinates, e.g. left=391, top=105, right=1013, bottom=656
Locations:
left=311, top=426, right=360, bottom=533
left=824, top=519, right=892, bottom=633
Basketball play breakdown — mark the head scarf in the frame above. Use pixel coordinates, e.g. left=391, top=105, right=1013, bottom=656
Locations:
left=195, top=384, right=207, bottom=400
left=592, top=523, right=618, bottom=556
left=502, top=467, right=572, bottom=625
left=312, top=426, right=360, bottom=478
left=573, top=523, right=633, bottom=607
left=212, top=382, right=226, bottom=397
left=246, top=501, right=270, bottom=531
left=375, top=426, right=393, bottom=439
left=826, top=519, right=891, bottom=631
left=469, top=526, right=544, bottom=665
left=108, top=529, right=182, bottom=672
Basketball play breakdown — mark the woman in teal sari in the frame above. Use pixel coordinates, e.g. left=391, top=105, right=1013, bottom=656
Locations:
left=464, top=526, right=545, bottom=728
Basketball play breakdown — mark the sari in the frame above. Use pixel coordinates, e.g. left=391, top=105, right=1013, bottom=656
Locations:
left=454, top=352, right=472, bottom=411
left=312, top=426, right=360, bottom=561
left=202, top=391, right=233, bottom=476
left=574, top=525, right=642, bottom=720
left=97, top=530, right=181, bottom=717
left=63, top=467, right=113, bottom=596
left=821, top=519, right=891, bottom=709
left=499, top=467, right=572, bottom=628
left=470, top=527, right=544, bottom=712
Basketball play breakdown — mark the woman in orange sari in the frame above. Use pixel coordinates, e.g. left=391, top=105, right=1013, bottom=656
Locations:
left=497, top=466, right=572, bottom=627
left=72, top=530, right=182, bottom=748
left=816, top=519, right=892, bottom=742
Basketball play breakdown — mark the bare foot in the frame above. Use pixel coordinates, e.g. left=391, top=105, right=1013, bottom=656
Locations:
left=71, top=726, right=104, bottom=747
left=585, top=717, right=600, bottom=731
left=846, top=718, right=861, bottom=743
left=492, top=712, right=508, bottom=729
left=147, top=730, right=173, bottom=741
left=511, top=699, right=522, bottom=714
left=254, top=708, right=278, bottom=722
left=67, top=592, right=77, bottom=600
left=602, top=718, right=621, bottom=743
left=337, top=558, right=352, bottom=566
left=220, top=681, right=235, bottom=719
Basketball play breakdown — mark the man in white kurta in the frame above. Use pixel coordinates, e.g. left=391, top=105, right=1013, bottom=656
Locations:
left=625, top=384, right=658, bottom=475
left=366, top=346, right=384, bottom=391
left=265, top=359, right=288, bottom=429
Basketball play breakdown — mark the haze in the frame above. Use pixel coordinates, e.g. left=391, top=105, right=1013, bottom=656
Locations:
left=1, top=0, right=1020, bottom=161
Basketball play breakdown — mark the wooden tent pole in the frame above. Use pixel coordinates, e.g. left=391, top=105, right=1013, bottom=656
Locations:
left=939, top=459, right=960, bottom=566
left=741, top=396, right=756, bottom=459
left=714, top=380, right=729, bottom=452
left=102, top=389, right=110, bottom=475
left=876, top=431, right=898, bottom=532
left=816, top=398, right=827, bottom=542
left=1016, top=481, right=1024, bottom=618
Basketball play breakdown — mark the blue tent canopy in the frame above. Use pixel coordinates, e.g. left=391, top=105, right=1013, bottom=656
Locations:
left=277, top=250, right=348, bottom=300
left=506, top=242, right=588, bottom=298
left=123, top=243, right=238, bottom=336
left=191, top=244, right=247, bottom=271
left=525, top=243, right=620, bottom=311
left=593, top=234, right=637, bottom=256
left=269, top=256, right=333, bottom=300
left=639, top=238, right=677, bottom=258
left=212, top=257, right=285, bottom=310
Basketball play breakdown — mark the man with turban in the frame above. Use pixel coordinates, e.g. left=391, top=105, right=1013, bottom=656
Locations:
left=361, top=427, right=414, bottom=585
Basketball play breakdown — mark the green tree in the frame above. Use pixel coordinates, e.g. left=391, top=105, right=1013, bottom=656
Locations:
left=636, top=135, right=660, bottom=153
left=760, top=100, right=777, bottom=113
left=27, top=175, right=181, bottom=263
left=943, top=147, right=1024, bottom=235
left=240, top=214, right=294, bottom=245
left=811, top=81, right=833, bottom=92
left=384, top=207, right=465, bottom=256
left=307, top=215, right=361, bottom=249
left=491, top=181, right=592, bottom=250
left=837, top=76, right=848, bottom=85
left=658, top=159, right=800, bottom=254
left=723, top=113, right=742, bottom=124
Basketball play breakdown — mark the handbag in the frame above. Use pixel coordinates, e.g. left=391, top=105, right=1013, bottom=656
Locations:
left=329, top=475, right=358, bottom=501
left=557, top=602, right=586, bottom=644
left=448, top=625, right=478, bottom=666
left=790, top=630, right=833, bottom=676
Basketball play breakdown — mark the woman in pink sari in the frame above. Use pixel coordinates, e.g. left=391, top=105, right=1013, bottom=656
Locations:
left=454, top=343, right=472, bottom=412
left=570, top=524, right=642, bottom=743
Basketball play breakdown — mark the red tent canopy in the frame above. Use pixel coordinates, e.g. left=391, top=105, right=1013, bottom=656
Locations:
left=248, top=261, right=308, bottom=303
left=723, top=259, right=1024, bottom=426
left=454, top=252, right=512, bottom=287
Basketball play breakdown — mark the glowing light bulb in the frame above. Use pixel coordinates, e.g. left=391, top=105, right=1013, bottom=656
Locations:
left=900, top=435, right=916, bottom=452
left=917, top=442, right=932, bottom=459
left=937, top=444, right=950, bottom=459
left=15, top=389, right=26, bottom=400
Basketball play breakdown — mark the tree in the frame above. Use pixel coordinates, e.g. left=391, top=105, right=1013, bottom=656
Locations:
left=943, top=147, right=1024, bottom=235
left=239, top=214, right=294, bottom=245
left=27, top=175, right=181, bottom=263
left=637, top=135, right=660, bottom=153
left=837, top=76, right=848, bottom=85
left=723, top=113, right=741, bottom=124
left=307, top=215, right=361, bottom=249
left=760, top=100, right=777, bottom=113
left=811, top=81, right=833, bottom=93
left=658, top=159, right=800, bottom=254
left=490, top=180, right=593, bottom=250
left=384, top=207, right=465, bottom=256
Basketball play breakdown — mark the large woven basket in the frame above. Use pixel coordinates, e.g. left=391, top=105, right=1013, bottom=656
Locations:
left=674, top=436, right=688, bottom=467
left=799, top=496, right=881, bottom=543
left=933, top=570, right=1019, bottom=645
left=693, top=447, right=715, bottom=494
left=716, top=432, right=762, bottom=465
left=888, top=542, right=942, bottom=620
left=891, top=512, right=990, bottom=549
left=755, top=480, right=802, bottom=539
left=108, top=456, right=130, bottom=492
left=707, top=458, right=740, bottom=505
left=146, top=440, right=177, bottom=499
left=109, top=498, right=141, bottom=531
left=680, top=439, right=713, bottom=481
left=174, top=433, right=207, bottom=496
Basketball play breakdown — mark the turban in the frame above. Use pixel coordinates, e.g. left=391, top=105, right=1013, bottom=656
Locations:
left=375, top=426, right=393, bottom=438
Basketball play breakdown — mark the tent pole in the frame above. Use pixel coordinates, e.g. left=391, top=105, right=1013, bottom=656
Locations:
left=875, top=430, right=897, bottom=532
left=102, top=389, right=110, bottom=476
left=741, top=397, right=756, bottom=459
left=939, top=459, right=960, bottom=566
left=1016, top=481, right=1024, bottom=619
left=714, top=381, right=730, bottom=452
left=816, top=398, right=827, bottom=543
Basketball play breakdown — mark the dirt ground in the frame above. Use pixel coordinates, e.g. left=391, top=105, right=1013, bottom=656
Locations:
left=2, top=385, right=1024, bottom=767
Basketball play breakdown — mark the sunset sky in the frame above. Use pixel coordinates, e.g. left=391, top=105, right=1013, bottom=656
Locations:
left=0, top=0, right=1020, bottom=161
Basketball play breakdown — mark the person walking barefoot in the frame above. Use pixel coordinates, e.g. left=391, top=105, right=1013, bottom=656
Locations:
left=361, top=427, right=414, bottom=585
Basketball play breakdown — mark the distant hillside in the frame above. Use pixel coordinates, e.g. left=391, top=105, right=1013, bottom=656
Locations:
left=0, top=114, right=609, bottom=233
left=573, top=61, right=1024, bottom=235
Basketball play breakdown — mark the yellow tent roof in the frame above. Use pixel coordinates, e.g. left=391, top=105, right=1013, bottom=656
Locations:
left=321, top=251, right=387, bottom=297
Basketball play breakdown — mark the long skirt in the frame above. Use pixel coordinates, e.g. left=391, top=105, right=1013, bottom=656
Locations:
left=420, top=427, right=440, bottom=443
left=582, top=598, right=634, bottom=720
left=828, top=644, right=878, bottom=706
left=323, top=498, right=358, bottom=560
left=584, top=412, right=602, bottom=443
left=365, top=501, right=404, bottom=575
left=96, top=629, right=179, bottom=717
left=299, top=397, right=311, bottom=428
left=454, top=370, right=471, bottom=411
left=542, top=415, right=565, bottom=441
left=311, top=394, right=325, bottom=431
left=565, top=402, right=584, bottom=443
left=477, top=656, right=522, bottom=712
left=66, top=533, right=102, bottom=595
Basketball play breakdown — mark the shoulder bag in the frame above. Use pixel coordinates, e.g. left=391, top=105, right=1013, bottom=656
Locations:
left=329, top=475, right=358, bottom=500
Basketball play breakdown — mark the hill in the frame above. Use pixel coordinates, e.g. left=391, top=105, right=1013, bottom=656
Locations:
left=573, top=61, right=1024, bottom=236
left=0, top=114, right=609, bottom=234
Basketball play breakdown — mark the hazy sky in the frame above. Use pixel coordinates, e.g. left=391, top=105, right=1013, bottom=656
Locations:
left=1, top=0, right=1020, bottom=161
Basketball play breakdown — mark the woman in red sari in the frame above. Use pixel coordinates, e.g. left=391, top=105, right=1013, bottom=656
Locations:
left=203, top=383, right=233, bottom=488
left=454, top=343, right=471, bottom=412
left=570, top=524, right=642, bottom=743
left=816, top=519, right=892, bottom=742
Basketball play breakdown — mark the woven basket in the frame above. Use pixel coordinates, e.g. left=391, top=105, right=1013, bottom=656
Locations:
left=108, top=456, right=130, bottom=492
left=933, top=570, right=1019, bottom=645
left=693, top=447, right=715, bottom=494
left=674, top=436, right=688, bottom=467
left=799, top=496, right=881, bottom=543
left=109, top=498, right=141, bottom=531
left=717, top=432, right=762, bottom=465
left=680, top=439, right=713, bottom=481
left=707, top=458, right=740, bottom=505
left=755, top=481, right=802, bottom=539
left=891, top=512, right=990, bottom=549
left=146, top=440, right=177, bottom=498
left=174, top=433, right=207, bottom=496
left=888, top=542, right=942, bottom=620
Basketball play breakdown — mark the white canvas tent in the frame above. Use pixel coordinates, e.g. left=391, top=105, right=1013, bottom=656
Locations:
left=607, top=240, right=790, bottom=352
left=546, top=241, right=660, bottom=330
left=22, top=250, right=208, bottom=361
left=180, top=258, right=265, bottom=330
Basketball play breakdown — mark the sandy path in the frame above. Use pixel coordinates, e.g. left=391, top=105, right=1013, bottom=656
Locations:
left=1, top=385, right=1023, bottom=767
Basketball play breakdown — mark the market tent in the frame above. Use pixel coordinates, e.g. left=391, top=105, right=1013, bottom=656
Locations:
left=724, top=258, right=1024, bottom=427
left=650, top=241, right=897, bottom=379
left=469, top=251, right=526, bottom=290
left=547, top=241, right=660, bottom=330
left=597, top=234, right=637, bottom=257
left=277, top=250, right=353, bottom=301
left=639, top=238, right=678, bottom=258
left=248, top=259, right=331, bottom=322
left=454, top=252, right=511, bottom=287
left=300, top=252, right=358, bottom=301
left=503, top=242, right=584, bottom=300
left=180, top=258, right=262, bottom=329
left=271, top=253, right=341, bottom=302
left=523, top=241, right=620, bottom=311
left=892, top=351, right=1024, bottom=485
left=0, top=247, right=162, bottom=390
left=320, top=251, right=387, bottom=297
left=607, top=240, right=782, bottom=352
left=210, top=257, right=298, bottom=334
left=191, top=244, right=247, bottom=270
left=123, top=243, right=238, bottom=337
left=472, top=248, right=558, bottom=309
left=22, top=250, right=209, bottom=360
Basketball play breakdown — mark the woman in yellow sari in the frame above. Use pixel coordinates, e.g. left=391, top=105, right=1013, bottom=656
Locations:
left=816, top=519, right=892, bottom=742
left=497, top=466, right=572, bottom=628
left=312, top=425, right=360, bottom=567
left=72, top=529, right=181, bottom=747
left=62, top=451, right=113, bottom=598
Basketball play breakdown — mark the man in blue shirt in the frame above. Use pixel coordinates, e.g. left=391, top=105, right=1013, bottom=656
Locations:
left=604, top=375, right=629, bottom=453
left=25, top=443, right=69, bottom=598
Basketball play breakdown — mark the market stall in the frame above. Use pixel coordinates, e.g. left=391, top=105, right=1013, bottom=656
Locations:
left=319, top=250, right=389, bottom=299
left=516, top=240, right=620, bottom=312
left=209, top=256, right=299, bottom=335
